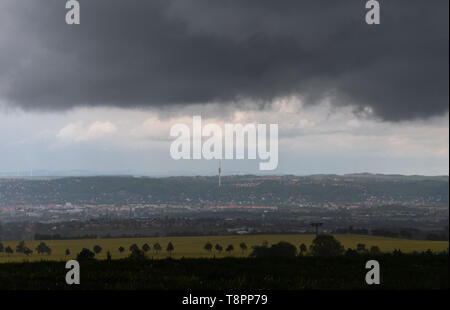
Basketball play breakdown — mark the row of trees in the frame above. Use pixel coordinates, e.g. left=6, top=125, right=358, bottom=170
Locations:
left=0, top=237, right=393, bottom=258
left=247, top=236, right=447, bottom=258
left=201, top=239, right=370, bottom=257
left=0, top=241, right=175, bottom=257
left=118, top=242, right=174, bottom=255
left=204, top=242, right=238, bottom=255
left=200, top=236, right=392, bottom=258
left=3, top=236, right=444, bottom=260
left=76, top=242, right=176, bottom=261
left=0, top=241, right=54, bottom=256
left=245, top=236, right=385, bottom=258
left=68, top=242, right=177, bottom=261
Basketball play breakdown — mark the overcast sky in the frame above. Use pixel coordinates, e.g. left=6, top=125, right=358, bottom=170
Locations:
left=0, top=0, right=448, bottom=176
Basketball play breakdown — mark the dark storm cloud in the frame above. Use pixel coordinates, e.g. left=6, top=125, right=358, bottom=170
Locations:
left=0, top=0, right=448, bottom=121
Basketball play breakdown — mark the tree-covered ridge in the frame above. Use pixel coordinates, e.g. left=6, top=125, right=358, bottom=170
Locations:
left=0, top=253, right=447, bottom=290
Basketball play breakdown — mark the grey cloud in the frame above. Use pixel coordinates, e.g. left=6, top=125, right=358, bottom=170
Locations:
left=0, top=0, right=448, bottom=121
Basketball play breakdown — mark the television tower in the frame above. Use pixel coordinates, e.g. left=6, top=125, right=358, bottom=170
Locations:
left=218, top=159, right=222, bottom=187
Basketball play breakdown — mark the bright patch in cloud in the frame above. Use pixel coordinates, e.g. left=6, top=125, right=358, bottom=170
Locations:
left=57, top=121, right=117, bottom=142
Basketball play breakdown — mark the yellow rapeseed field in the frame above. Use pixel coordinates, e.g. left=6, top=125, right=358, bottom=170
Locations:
left=0, top=234, right=448, bottom=263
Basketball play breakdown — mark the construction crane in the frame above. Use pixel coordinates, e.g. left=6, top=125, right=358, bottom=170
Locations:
left=310, top=222, right=323, bottom=236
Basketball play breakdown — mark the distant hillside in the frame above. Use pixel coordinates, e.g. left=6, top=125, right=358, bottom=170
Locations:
left=0, top=174, right=447, bottom=206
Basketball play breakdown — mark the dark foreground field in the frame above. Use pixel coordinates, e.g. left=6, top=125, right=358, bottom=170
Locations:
left=0, top=254, right=448, bottom=290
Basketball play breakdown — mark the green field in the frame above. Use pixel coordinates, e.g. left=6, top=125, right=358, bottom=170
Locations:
left=0, top=234, right=448, bottom=263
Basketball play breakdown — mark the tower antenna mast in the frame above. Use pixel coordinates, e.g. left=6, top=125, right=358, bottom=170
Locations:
left=218, top=159, right=222, bottom=187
